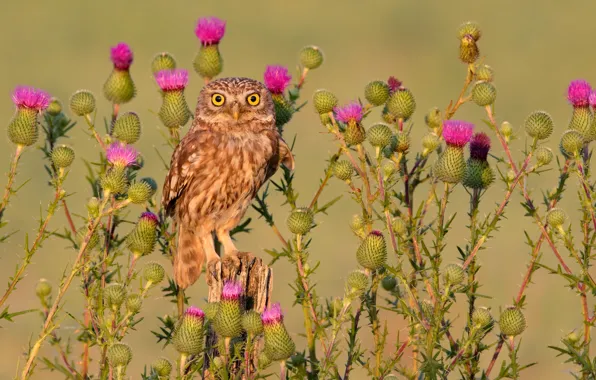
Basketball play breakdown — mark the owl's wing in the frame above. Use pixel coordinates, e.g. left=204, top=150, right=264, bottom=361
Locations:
left=279, top=137, right=295, bottom=171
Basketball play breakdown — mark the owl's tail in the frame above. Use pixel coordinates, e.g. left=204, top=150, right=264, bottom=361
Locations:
left=174, top=227, right=205, bottom=289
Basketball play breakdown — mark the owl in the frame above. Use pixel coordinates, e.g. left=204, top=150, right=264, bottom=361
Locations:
left=162, top=77, right=294, bottom=289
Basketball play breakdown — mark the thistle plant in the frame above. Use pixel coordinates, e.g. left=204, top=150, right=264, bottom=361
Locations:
left=4, top=16, right=596, bottom=380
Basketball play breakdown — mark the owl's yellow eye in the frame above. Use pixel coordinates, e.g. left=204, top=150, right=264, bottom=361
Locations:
left=247, top=93, right=260, bottom=106
left=211, top=93, right=225, bottom=106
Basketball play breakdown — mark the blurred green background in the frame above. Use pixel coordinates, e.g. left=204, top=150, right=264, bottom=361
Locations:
left=0, top=0, right=594, bottom=378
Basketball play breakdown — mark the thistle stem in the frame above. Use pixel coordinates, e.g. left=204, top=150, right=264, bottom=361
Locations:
left=0, top=144, right=23, bottom=219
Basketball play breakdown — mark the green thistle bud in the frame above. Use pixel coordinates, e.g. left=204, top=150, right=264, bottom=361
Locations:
left=381, top=275, right=397, bottom=291
left=443, top=263, right=465, bottom=285
left=107, top=343, right=132, bottom=368
left=173, top=307, right=205, bottom=356
left=476, top=64, right=494, bottom=82
left=87, top=197, right=100, bottom=218
left=546, top=208, right=567, bottom=228
left=105, top=283, right=127, bottom=310
left=213, top=282, right=243, bottom=338
left=356, top=231, right=387, bottom=271
left=500, top=121, right=513, bottom=142
left=69, top=90, right=96, bottom=116
left=499, top=306, right=526, bottom=337
left=458, top=21, right=482, bottom=40
left=126, top=293, right=142, bottom=314
left=387, top=89, right=416, bottom=120
left=101, top=168, right=129, bottom=195
left=462, top=159, right=495, bottom=189
left=262, top=304, right=296, bottom=361
left=193, top=45, right=223, bottom=79
left=459, top=35, right=480, bottom=64
left=364, top=81, right=390, bottom=106
left=367, top=123, right=393, bottom=148
left=392, top=218, right=407, bottom=239
left=535, top=147, right=553, bottom=166
left=382, top=105, right=397, bottom=125
left=420, top=300, right=435, bottom=321
left=286, top=207, right=314, bottom=235
left=151, top=52, right=176, bottom=74
left=104, top=70, right=136, bottom=104
left=46, top=98, right=63, bottom=116
left=127, top=213, right=158, bottom=257
left=128, top=181, right=153, bottom=204
left=560, top=129, right=584, bottom=158
left=272, top=94, right=294, bottom=128
left=471, top=81, right=497, bottom=106
left=569, top=106, right=595, bottom=142
left=344, top=122, right=366, bottom=145
left=51, top=145, right=75, bottom=169
left=77, top=226, right=100, bottom=251
left=422, top=133, right=440, bottom=156
left=159, top=91, right=191, bottom=128
left=565, top=331, right=580, bottom=345
left=312, top=90, right=338, bottom=114
left=152, top=357, right=173, bottom=377
left=242, top=311, right=264, bottom=335
left=36, top=279, right=52, bottom=298
left=300, top=46, right=324, bottom=70
left=434, top=146, right=466, bottom=183
left=524, top=111, right=554, bottom=140
left=258, top=352, right=272, bottom=369
left=425, top=107, right=442, bottom=130
left=382, top=161, right=396, bottom=178
left=112, top=112, right=141, bottom=144
left=349, top=214, right=365, bottom=233
left=395, top=131, right=410, bottom=153
left=143, top=262, right=165, bottom=285
left=319, top=113, right=331, bottom=125
left=346, top=270, right=369, bottom=295
left=332, top=160, right=353, bottom=181
left=204, top=302, right=220, bottom=320
left=140, top=177, right=158, bottom=195
left=8, top=108, right=38, bottom=146
left=472, top=307, right=493, bottom=329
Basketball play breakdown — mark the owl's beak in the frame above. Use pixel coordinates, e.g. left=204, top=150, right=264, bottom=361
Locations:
left=231, top=102, right=240, bottom=121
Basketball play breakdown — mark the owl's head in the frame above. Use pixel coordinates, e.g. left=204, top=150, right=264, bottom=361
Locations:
left=194, top=77, right=275, bottom=132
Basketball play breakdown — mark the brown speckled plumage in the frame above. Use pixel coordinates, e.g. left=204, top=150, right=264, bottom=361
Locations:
left=162, top=77, right=294, bottom=288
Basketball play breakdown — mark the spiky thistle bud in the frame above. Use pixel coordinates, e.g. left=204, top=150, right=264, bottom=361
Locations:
left=104, top=43, right=136, bottom=104
left=395, top=131, right=410, bottom=153
left=261, top=303, right=296, bottom=361
left=204, top=302, right=220, bottom=320
left=36, top=279, right=52, bottom=299
left=471, top=81, right=497, bottom=106
left=69, top=90, right=96, bottom=116
left=425, top=107, right=442, bottom=130
left=535, top=146, right=553, bottom=167
left=443, top=263, right=465, bottom=285
left=127, top=212, right=159, bottom=257
left=151, top=52, right=176, bottom=74
left=46, top=98, right=62, bottom=116
left=100, top=168, right=129, bottom=195
left=499, top=306, right=526, bottom=337
left=258, top=352, right=272, bottom=369
left=546, top=208, right=567, bottom=228
left=287, top=207, right=314, bottom=235
left=500, top=121, right=513, bottom=142
left=173, top=306, right=205, bottom=356
left=392, top=217, right=407, bottom=239
left=152, top=357, right=173, bottom=377
left=476, top=64, right=494, bottom=82
left=434, top=120, right=474, bottom=183
left=524, top=111, right=554, bottom=140
left=381, top=105, right=397, bottom=125
left=105, top=283, right=127, bottom=310
left=346, top=270, right=369, bottom=296
left=51, top=145, right=75, bottom=169
left=193, top=17, right=226, bottom=79
left=111, top=112, right=141, bottom=144
left=463, top=133, right=494, bottom=189
left=364, top=81, right=390, bottom=106
left=472, top=307, right=493, bottom=329
left=143, top=262, right=165, bottom=285
left=422, top=133, right=440, bottom=157
left=126, top=293, right=142, bottom=314
left=8, top=86, right=50, bottom=147
left=128, top=181, right=153, bottom=204
left=300, top=46, right=324, bottom=70
left=213, top=281, right=243, bottom=338
left=155, top=69, right=191, bottom=129
left=458, top=21, right=482, bottom=40
left=367, top=123, right=393, bottom=148
left=382, top=161, right=396, bottom=178
left=313, top=89, right=338, bottom=115
left=77, top=226, right=100, bottom=251
left=242, top=310, right=264, bottom=335
left=87, top=197, right=100, bottom=218
left=387, top=88, right=416, bottom=120
left=335, top=101, right=365, bottom=145
left=107, top=343, right=132, bottom=370
left=559, top=129, right=584, bottom=158
left=349, top=214, right=365, bottom=234
left=458, top=22, right=481, bottom=64
left=567, top=80, right=595, bottom=142
left=381, top=275, right=397, bottom=291
left=356, top=231, right=387, bottom=271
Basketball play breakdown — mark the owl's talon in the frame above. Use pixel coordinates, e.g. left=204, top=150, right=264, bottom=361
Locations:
left=224, top=251, right=241, bottom=269
left=207, top=257, right=221, bottom=279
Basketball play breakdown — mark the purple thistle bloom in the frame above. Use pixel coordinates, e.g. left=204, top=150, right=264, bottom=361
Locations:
left=261, top=303, right=284, bottom=325
left=195, top=17, right=226, bottom=45
left=140, top=212, right=159, bottom=225
left=185, top=306, right=205, bottom=319
left=469, top=132, right=491, bottom=160
left=106, top=142, right=138, bottom=167
left=442, top=120, right=474, bottom=147
left=334, top=101, right=364, bottom=124
left=222, top=280, right=242, bottom=300
left=155, top=69, right=189, bottom=91
left=387, top=76, right=402, bottom=94
left=12, top=86, right=50, bottom=110
left=589, top=91, right=596, bottom=108
left=264, top=65, right=292, bottom=94
left=370, top=230, right=383, bottom=237
left=110, top=43, right=133, bottom=70
left=567, top=79, right=591, bottom=107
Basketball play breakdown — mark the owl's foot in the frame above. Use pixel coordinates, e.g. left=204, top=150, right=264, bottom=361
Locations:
left=222, top=250, right=241, bottom=269
left=207, top=257, right=221, bottom=279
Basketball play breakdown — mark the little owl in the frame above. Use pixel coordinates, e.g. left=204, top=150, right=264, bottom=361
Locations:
left=162, top=77, right=294, bottom=289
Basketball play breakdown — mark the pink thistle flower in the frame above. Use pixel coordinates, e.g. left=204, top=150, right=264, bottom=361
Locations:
left=155, top=69, right=189, bottom=92
left=140, top=212, right=159, bottom=225
left=567, top=79, right=591, bottom=107
left=12, top=86, right=50, bottom=110
left=222, top=280, right=242, bottom=300
left=195, top=17, right=226, bottom=45
left=261, top=303, right=284, bottom=325
left=110, top=43, right=134, bottom=70
left=387, top=76, right=402, bottom=94
left=106, top=142, right=138, bottom=167
left=264, top=65, right=292, bottom=94
left=442, top=120, right=474, bottom=147
left=469, top=132, right=491, bottom=160
left=334, top=101, right=364, bottom=124
left=185, top=306, right=205, bottom=320
left=589, top=91, right=596, bottom=108
left=370, top=230, right=383, bottom=237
